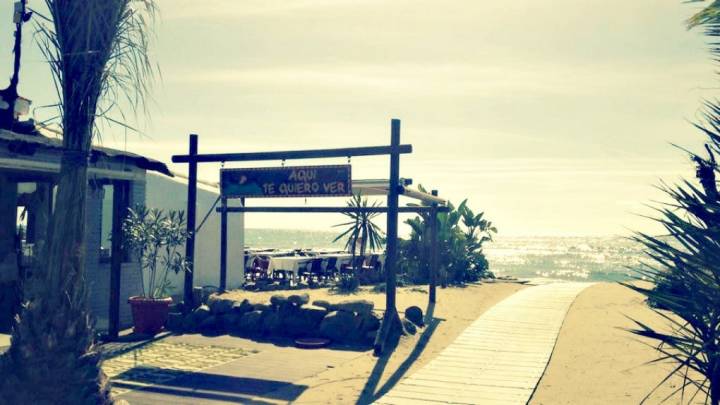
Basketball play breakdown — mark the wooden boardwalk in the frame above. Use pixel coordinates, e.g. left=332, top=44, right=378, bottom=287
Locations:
left=375, top=282, right=593, bottom=405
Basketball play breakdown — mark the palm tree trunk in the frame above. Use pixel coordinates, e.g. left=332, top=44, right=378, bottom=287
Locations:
left=1, top=140, right=112, bottom=404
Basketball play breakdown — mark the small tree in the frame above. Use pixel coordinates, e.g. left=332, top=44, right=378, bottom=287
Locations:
left=333, top=194, right=385, bottom=264
left=122, top=207, right=190, bottom=299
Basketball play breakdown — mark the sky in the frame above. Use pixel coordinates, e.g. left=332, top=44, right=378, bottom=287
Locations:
left=0, top=0, right=718, bottom=236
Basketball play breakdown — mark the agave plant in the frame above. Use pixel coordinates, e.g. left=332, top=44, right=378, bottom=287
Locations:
left=0, top=0, right=156, bottom=403
left=333, top=194, right=386, bottom=267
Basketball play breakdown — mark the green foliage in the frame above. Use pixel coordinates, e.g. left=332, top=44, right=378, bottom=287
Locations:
left=621, top=4, right=720, bottom=404
left=334, top=274, right=360, bottom=294
left=399, top=186, right=496, bottom=284
left=123, top=206, right=190, bottom=299
left=333, top=193, right=386, bottom=260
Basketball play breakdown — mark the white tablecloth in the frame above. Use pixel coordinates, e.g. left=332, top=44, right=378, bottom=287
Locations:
left=267, top=256, right=313, bottom=277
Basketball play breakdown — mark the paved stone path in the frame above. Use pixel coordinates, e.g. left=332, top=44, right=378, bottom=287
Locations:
left=375, top=282, right=593, bottom=405
left=112, top=334, right=364, bottom=404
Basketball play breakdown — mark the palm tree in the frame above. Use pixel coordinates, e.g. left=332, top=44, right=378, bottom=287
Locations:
left=0, top=1, right=155, bottom=403
left=333, top=194, right=386, bottom=269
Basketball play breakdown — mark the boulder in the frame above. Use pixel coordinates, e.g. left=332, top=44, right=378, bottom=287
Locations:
left=199, top=315, right=218, bottom=332
left=404, top=306, right=424, bottom=327
left=192, top=304, right=212, bottom=324
left=224, top=313, right=242, bottom=332
left=166, top=312, right=184, bottom=332
left=270, top=295, right=288, bottom=308
left=282, top=313, right=317, bottom=337
left=299, top=305, right=328, bottom=326
left=287, top=293, right=310, bottom=306
left=319, top=310, right=361, bottom=342
left=253, top=303, right=271, bottom=312
left=358, top=312, right=381, bottom=333
left=261, top=311, right=283, bottom=335
left=237, top=310, right=264, bottom=334
left=232, top=299, right=254, bottom=315
left=312, top=300, right=333, bottom=310
left=335, top=300, right=374, bottom=315
left=207, top=295, right=235, bottom=315
left=182, top=313, right=196, bottom=332
left=402, top=318, right=417, bottom=335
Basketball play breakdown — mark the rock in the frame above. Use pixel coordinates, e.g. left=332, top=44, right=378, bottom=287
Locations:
left=358, top=312, right=381, bottom=333
left=405, top=306, right=424, bottom=327
left=287, top=293, right=310, bottom=306
left=253, top=303, right=271, bottom=312
left=182, top=313, right=196, bottom=332
left=300, top=305, right=328, bottom=326
left=207, top=295, right=235, bottom=315
left=261, top=311, right=283, bottom=335
left=166, top=312, right=184, bottom=332
left=238, top=310, right=264, bottom=334
left=232, top=299, right=254, bottom=315
left=282, top=313, right=316, bottom=337
left=319, top=311, right=361, bottom=342
left=270, top=295, right=288, bottom=307
left=199, top=315, right=218, bottom=332
left=402, top=318, right=417, bottom=335
left=192, top=304, right=212, bottom=323
left=335, top=300, right=374, bottom=315
left=312, top=300, right=333, bottom=310
left=224, top=313, right=241, bottom=331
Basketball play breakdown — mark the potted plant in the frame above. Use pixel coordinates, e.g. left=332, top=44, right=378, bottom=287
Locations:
left=123, top=207, right=190, bottom=335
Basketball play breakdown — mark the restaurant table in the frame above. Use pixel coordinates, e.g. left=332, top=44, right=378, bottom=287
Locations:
left=266, top=256, right=314, bottom=278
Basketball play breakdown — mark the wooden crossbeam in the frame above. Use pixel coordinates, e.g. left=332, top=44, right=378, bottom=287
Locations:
left=172, top=144, right=412, bottom=163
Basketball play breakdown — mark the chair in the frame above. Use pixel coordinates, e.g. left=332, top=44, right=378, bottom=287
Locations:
left=308, top=258, right=324, bottom=282
left=324, top=257, right=338, bottom=279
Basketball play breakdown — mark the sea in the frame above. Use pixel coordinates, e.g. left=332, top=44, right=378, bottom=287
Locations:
left=244, top=229, right=646, bottom=282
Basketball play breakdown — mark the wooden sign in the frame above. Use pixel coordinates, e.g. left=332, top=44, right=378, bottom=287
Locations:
left=220, top=165, right=352, bottom=198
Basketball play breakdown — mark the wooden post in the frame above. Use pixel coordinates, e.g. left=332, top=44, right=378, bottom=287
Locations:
left=219, top=196, right=228, bottom=292
left=184, top=134, right=198, bottom=309
left=108, top=180, right=128, bottom=340
left=429, top=190, right=439, bottom=304
left=375, top=118, right=402, bottom=355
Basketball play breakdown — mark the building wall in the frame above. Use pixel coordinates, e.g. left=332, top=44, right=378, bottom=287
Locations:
left=145, top=173, right=245, bottom=295
left=85, top=178, right=145, bottom=331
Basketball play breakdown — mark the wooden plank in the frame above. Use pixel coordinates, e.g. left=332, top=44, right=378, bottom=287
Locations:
left=171, top=144, right=413, bottom=163
left=374, top=282, right=593, bottom=404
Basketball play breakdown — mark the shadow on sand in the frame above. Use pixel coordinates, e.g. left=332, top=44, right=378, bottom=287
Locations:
left=114, top=367, right=307, bottom=404
left=356, top=302, right=442, bottom=404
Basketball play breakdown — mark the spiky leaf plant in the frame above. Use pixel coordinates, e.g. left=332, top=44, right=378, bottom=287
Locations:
left=0, top=1, right=155, bottom=403
left=622, top=3, right=720, bottom=404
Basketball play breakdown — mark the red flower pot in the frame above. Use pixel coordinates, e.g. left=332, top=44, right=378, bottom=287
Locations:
left=128, top=296, right=173, bottom=335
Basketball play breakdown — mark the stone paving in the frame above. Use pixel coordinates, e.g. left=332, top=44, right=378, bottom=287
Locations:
left=103, top=340, right=251, bottom=397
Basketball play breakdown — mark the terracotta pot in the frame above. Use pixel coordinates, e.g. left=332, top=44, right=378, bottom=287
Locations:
left=128, top=296, right=173, bottom=335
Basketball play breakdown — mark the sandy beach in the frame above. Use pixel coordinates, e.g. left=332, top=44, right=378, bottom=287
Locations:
left=531, top=282, right=705, bottom=405
left=223, top=282, right=526, bottom=404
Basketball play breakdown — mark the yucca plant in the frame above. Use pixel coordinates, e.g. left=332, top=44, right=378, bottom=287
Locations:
left=333, top=193, right=386, bottom=268
left=0, top=1, right=155, bottom=403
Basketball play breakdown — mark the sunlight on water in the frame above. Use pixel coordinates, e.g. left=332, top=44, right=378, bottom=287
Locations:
left=245, top=229, right=644, bottom=282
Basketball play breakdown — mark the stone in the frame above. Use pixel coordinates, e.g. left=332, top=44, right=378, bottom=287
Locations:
left=402, top=318, right=417, bottom=335
left=224, top=313, right=241, bottom=331
left=405, top=306, right=424, bottom=327
left=282, top=313, right=316, bottom=337
left=312, top=300, right=333, bottom=310
left=358, top=312, right=381, bottom=333
left=238, top=310, right=264, bottom=334
left=319, top=310, right=361, bottom=342
left=232, top=299, right=254, bottom=315
left=261, top=311, right=283, bottom=335
left=300, top=305, right=328, bottom=326
left=192, top=304, right=212, bottom=324
left=166, top=312, right=184, bottom=332
left=207, top=295, right=235, bottom=315
left=287, top=293, right=310, bottom=306
left=270, top=295, right=288, bottom=307
left=199, top=315, right=218, bottom=332
left=253, top=303, right=271, bottom=312
left=182, top=313, right=196, bottom=332
left=335, top=300, right=374, bottom=315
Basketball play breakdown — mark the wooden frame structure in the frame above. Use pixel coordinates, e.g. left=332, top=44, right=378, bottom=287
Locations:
left=172, top=119, right=447, bottom=354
